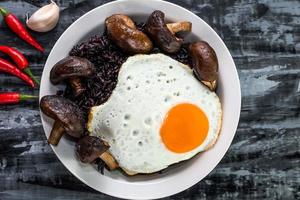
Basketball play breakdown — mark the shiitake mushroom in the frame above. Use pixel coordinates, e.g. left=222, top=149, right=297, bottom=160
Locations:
left=145, top=10, right=191, bottom=54
left=189, top=41, right=219, bottom=91
left=50, top=56, right=96, bottom=97
left=40, top=95, right=85, bottom=145
left=76, top=135, right=118, bottom=170
left=105, top=14, right=153, bottom=54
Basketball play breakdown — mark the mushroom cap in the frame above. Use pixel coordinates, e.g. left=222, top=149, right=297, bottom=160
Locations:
left=50, top=56, right=96, bottom=84
left=40, top=95, right=85, bottom=138
left=105, top=14, right=153, bottom=54
left=145, top=10, right=183, bottom=54
left=76, top=136, right=110, bottom=163
left=189, top=41, right=218, bottom=82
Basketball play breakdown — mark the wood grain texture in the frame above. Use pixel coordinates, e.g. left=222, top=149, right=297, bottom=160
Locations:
left=0, top=0, right=299, bottom=199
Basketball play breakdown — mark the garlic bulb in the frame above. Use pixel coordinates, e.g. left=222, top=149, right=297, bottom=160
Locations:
left=26, top=0, right=60, bottom=32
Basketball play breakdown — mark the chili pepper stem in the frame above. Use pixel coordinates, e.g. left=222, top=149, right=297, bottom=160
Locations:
left=23, top=67, right=40, bottom=85
left=0, top=7, right=9, bottom=17
left=19, top=94, right=39, bottom=101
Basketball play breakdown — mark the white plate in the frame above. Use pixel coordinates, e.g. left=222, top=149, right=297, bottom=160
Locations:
left=40, top=0, right=241, bottom=199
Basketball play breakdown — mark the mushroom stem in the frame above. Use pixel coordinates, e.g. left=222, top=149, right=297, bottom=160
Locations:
left=202, top=80, right=217, bottom=91
left=166, top=21, right=192, bottom=34
left=99, top=151, right=119, bottom=170
left=48, top=121, right=65, bottom=145
left=69, top=77, right=85, bottom=97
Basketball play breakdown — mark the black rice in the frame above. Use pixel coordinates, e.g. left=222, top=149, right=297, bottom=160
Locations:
left=66, top=33, right=128, bottom=114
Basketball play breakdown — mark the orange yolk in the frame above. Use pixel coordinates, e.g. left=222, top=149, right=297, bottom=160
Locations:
left=160, top=103, right=209, bottom=153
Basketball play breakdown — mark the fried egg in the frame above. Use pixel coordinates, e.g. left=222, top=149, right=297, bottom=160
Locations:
left=88, top=54, right=222, bottom=174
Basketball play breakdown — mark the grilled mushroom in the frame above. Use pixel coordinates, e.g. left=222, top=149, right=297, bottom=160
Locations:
left=145, top=10, right=191, bottom=54
left=50, top=56, right=96, bottom=97
left=76, top=135, right=118, bottom=170
left=105, top=14, right=153, bottom=54
left=189, top=41, right=218, bottom=91
left=40, top=95, right=85, bottom=145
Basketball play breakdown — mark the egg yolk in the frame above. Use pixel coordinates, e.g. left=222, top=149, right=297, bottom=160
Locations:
left=160, top=103, right=209, bottom=153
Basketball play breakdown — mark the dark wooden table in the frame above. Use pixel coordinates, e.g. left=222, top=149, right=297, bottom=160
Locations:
left=0, top=0, right=299, bottom=199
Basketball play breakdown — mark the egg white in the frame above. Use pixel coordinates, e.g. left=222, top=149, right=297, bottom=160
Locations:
left=88, top=54, right=222, bottom=174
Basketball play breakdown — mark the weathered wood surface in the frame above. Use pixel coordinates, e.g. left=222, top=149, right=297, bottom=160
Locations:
left=0, top=0, right=299, bottom=199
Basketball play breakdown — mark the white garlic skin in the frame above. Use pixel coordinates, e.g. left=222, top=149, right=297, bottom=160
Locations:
left=26, top=0, right=60, bottom=32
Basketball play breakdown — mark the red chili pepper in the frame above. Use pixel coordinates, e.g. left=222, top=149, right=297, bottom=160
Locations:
left=0, top=46, right=39, bottom=84
left=0, top=7, right=44, bottom=52
left=0, top=58, right=35, bottom=88
left=0, top=92, right=38, bottom=104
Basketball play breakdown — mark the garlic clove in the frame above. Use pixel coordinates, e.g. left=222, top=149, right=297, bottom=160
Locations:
left=26, top=0, right=60, bottom=32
